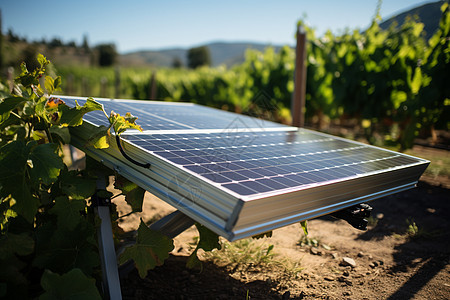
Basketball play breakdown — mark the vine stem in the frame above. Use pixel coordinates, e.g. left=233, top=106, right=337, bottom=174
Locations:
left=44, top=126, right=53, bottom=144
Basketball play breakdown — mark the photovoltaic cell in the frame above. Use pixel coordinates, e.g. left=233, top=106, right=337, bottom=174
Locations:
left=60, top=97, right=284, bottom=131
left=122, top=130, right=420, bottom=197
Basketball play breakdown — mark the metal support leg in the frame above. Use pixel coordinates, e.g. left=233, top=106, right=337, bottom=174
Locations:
left=94, top=174, right=122, bottom=300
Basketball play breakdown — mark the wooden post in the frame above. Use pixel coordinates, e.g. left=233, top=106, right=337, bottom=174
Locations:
left=149, top=71, right=157, bottom=99
left=292, top=25, right=307, bottom=128
left=100, top=76, right=108, bottom=98
left=67, top=73, right=74, bottom=95
left=114, top=67, right=121, bottom=99
left=7, top=67, right=13, bottom=93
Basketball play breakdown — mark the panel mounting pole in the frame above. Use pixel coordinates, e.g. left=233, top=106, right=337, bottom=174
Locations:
left=93, top=173, right=122, bottom=300
left=292, top=24, right=307, bottom=128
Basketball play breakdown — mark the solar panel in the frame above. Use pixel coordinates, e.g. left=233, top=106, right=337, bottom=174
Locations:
left=63, top=96, right=429, bottom=241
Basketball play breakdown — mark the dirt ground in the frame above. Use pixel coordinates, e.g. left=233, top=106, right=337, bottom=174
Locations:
left=115, top=150, right=450, bottom=300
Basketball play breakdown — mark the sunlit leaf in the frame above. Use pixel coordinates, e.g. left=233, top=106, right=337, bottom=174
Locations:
left=28, top=143, right=64, bottom=186
left=109, top=111, right=142, bottom=135
left=187, top=223, right=221, bottom=269
left=118, top=219, right=174, bottom=278
left=114, top=175, right=145, bottom=212
left=300, top=220, right=308, bottom=236
left=0, top=141, right=39, bottom=222
left=59, top=97, right=104, bottom=127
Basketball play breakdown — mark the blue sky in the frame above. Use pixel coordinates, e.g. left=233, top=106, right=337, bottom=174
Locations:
left=1, top=0, right=438, bottom=54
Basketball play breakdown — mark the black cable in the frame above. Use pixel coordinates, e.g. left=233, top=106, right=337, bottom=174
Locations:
left=115, top=135, right=151, bottom=169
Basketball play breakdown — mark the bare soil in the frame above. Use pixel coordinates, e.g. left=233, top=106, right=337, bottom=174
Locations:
left=115, top=150, right=450, bottom=300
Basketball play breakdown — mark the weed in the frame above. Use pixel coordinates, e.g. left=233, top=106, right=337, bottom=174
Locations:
left=206, top=238, right=275, bottom=267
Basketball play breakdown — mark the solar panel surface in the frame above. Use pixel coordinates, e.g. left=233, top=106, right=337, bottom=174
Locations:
left=63, top=96, right=429, bottom=240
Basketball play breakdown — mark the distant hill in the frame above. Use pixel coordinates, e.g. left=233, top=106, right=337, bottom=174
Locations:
left=119, top=42, right=283, bottom=68
left=379, top=1, right=444, bottom=40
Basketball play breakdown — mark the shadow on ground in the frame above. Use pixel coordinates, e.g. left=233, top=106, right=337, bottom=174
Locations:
left=120, top=255, right=288, bottom=300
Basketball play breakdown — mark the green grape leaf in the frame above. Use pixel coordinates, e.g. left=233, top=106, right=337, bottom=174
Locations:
left=193, top=223, right=221, bottom=252
left=0, top=233, right=34, bottom=259
left=44, top=76, right=55, bottom=95
left=59, top=169, right=96, bottom=200
left=252, top=231, right=273, bottom=239
left=0, top=141, right=39, bottom=222
left=109, top=111, right=142, bottom=135
left=0, top=97, right=28, bottom=125
left=86, top=125, right=110, bottom=149
left=28, top=143, right=64, bottom=186
left=33, top=219, right=99, bottom=275
left=300, top=220, right=308, bottom=236
left=49, top=196, right=86, bottom=230
left=59, top=97, right=104, bottom=127
left=53, top=76, right=62, bottom=91
left=49, top=126, right=71, bottom=144
left=114, top=175, right=145, bottom=212
left=118, top=219, right=174, bottom=278
left=39, top=269, right=101, bottom=300
left=187, top=223, right=221, bottom=269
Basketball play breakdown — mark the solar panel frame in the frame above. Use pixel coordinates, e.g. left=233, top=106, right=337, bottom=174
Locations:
left=64, top=96, right=429, bottom=240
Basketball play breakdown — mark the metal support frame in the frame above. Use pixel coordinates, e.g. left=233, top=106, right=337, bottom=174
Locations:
left=93, top=172, right=195, bottom=299
left=93, top=174, right=122, bottom=300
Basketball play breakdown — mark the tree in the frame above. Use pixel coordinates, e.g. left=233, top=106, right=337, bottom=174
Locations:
left=187, top=46, right=211, bottom=68
left=97, top=43, right=117, bottom=67
left=172, top=56, right=183, bottom=68
left=82, top=34, right=90, bottom=52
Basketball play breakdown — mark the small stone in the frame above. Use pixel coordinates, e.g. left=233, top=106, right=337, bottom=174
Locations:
left=310, top=247, right=319, bottom=255
left=369, top=262, right=376, bottom=269
left=324, top=276, right=335, bottom=281
left=378, top=260, right=384, bottom=266
left=357, top=251, right=364, bottom=257
left=343, top=270, right=350, bottom=277
left=341, top=257, right=357, bottom=268
left=322, top=244, right=331, bottom=250
left=368, top=255, right=373, bottom=260
left=331, top=253, right=339, bottom=259
left=343, top=291, right=351, bottom=296
left=376, top=213, right=384, bottom=219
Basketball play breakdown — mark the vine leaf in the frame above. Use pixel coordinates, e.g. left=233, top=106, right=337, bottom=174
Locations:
left=28, top=143, right=64, bottom=186
left=49, top=126, right=71, bottom=144
left=114, top=175, right=145, bottom=212
left=59, top=168, right=96, bottom=200
left=0, top=232, right=34, bottom=259
left=49, top=196, right=85, bottom=230
left=86, top=125, right=110, bottom=149
left=0, top=97, right=28, bottom=125
left=300, top=220, right=308, bottom=236
left=39, top=268, right=101, bottom=300
left=0, top=141, right=39, bottom=222
left=33, top=219, right=99, bottom=275
left=187, top=223, right=221, bottom=269
left=118, top=219, right=174, bottom=278
left=109, top=111, right=142, bottom=135
left=59, top=97, right=104, bottom=127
